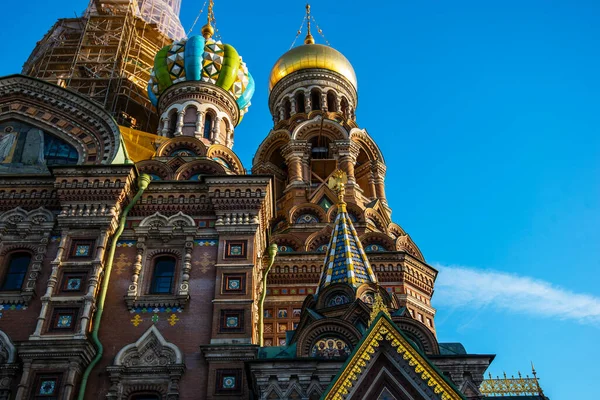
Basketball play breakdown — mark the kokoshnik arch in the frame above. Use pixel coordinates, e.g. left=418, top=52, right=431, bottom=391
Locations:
left=0, top=1, right=548, bottom=399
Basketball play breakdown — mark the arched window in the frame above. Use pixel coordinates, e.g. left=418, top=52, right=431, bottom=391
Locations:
left=203, top=113, right=214, bottom=139
left=182, top=106, right=198, bottom=136
left=283, top=99, right=291, bottom=120
left=340, top=97, right=349, bottom=118
left=326, top=91, right=337, bottom=112
left=311, top=90, right=321, bottom=111
left=1, top=252, right=31, bottom=291
left=150, top=256, right=176, bottom=294
left=295, top=92, right=306, bottom=113
left=167, top=109, right=178, bottom=137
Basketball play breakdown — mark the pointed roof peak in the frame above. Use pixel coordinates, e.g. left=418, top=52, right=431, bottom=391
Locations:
left=317, top=171, right=377, bottom=293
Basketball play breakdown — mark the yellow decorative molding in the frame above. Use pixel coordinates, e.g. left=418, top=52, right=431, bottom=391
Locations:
left=480, top=371, right=543, bottom=396
left=325, top=315, right=463, bottom=400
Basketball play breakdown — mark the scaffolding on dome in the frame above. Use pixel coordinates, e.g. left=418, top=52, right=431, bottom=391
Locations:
left=22, top=0, right=180, bottom=133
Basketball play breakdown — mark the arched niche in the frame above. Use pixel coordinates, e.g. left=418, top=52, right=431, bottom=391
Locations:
left=0, top=75, right=124, bottom=165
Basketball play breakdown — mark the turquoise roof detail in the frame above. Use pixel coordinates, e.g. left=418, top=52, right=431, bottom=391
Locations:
left=317, top=203, right=377, bottom=292
left=147, top=35, right=254, bottom=124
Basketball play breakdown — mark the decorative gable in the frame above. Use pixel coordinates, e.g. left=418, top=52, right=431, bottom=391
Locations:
left=323, top=313, right=464, bottom=400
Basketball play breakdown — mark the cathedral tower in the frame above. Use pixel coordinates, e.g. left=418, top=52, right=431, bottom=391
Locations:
left=253, top=5, right=438, bottom=347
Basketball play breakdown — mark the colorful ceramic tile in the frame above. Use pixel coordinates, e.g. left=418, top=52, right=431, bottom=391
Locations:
left=226, top=316, right=239, bottom=328
left=222, top=376, right=236, bottom=389
left=74, top=244, right=90, bottom=257
left=66, top=278, right=81, bottom=291
left=56, top=314, right=72, bottom=328
left=39, top=379, right=57, bottom=395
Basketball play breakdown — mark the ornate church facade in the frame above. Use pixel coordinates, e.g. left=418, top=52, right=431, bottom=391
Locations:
left=0, top=1, right=547, bottom=399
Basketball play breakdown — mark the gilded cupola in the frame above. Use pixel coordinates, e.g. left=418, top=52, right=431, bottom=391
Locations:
left=267, top=4, right=358, bottom=123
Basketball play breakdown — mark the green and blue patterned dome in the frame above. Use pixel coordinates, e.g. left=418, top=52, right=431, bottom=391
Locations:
left=147, top=35, right=255, bottom=124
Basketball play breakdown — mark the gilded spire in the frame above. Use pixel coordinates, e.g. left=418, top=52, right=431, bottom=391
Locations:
left=201, top=0, right=215, bottom=39
left=369, top=287, right=391, bottom=326
left=304, top=3, right=315, bottom=44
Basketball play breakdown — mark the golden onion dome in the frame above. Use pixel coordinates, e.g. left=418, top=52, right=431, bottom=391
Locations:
left=268, top=44, right=357, bottom=92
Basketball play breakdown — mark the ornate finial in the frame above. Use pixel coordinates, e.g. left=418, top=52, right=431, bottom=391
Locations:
left=304, top=3, right=315, bottom=44
left=369, top=287, right=391, bottom=326
left=201, top=0, right=215, bottom=39
left=327, top=170, right=348, bottom=211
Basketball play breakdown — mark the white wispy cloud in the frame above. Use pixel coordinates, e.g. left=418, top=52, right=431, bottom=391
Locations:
left=432, top=264, right=600, bottom=326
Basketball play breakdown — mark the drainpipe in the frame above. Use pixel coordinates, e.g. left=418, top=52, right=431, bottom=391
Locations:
left=77, top=174, right=151, bottom=400
left=258, top=243, right=278, bottom=347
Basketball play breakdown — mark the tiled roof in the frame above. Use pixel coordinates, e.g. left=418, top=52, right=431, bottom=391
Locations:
left=317, top=202, right=377, bottom=292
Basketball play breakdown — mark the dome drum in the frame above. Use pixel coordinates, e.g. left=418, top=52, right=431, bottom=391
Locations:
left=269, top=69, right=358, bottom=123
left=157, top=81, right=240, bottom=124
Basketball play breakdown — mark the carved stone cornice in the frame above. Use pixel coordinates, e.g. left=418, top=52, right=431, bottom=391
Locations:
left=51, top=165, right=136, bottom=230
left=200, top=344, right=258, bottom=362
left=17, top=338, right=96, bottom=364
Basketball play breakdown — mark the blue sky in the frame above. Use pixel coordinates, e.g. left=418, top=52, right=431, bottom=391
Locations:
left=2, top=0, right=599, bottom=397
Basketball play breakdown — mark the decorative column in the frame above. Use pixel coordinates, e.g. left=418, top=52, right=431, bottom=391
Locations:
left=62, top=360, right=80, bottom=399
left=212, top=116, right=222, bottom=144
left=78, top=230, right=110, bottom=337
left=178, top=238, right=193, bottom=298
left=194, top=110, right=203, bottom=139
left=290, top=97, right=297, bottom=116
left=15, top=360, right=32, bottom=399
left=278, top=106, right=285, bottom=122
left=282, top=142, right=309, bottom=186
left=127, top=239, right=146, bottom=299
left=226, top=127, right=234, bottom=148
left=175, top=110, right=184, bottom=136
left=321, top=92, right=327, bottom=111
left=335, top=141, right=360, bottom=185
left=372, top=161, right=388, bottom=204
left=305, top=90, right=312, bottom=112
left=32, top=231, right=68, bottom=337
left=160, top=116, right=169, bottom=137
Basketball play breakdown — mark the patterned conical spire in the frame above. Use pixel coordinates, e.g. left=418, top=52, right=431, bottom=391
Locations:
left=317, top=171, right=377, bottom=293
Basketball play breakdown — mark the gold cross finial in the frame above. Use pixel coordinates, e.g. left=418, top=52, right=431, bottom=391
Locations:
left=369, top=288, right=391, bottom=327
left=304, top=3, right=315, bottom=44
left=202, top=0, right=215, bottom=39
left=328, top=170, right=348, bottom=211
